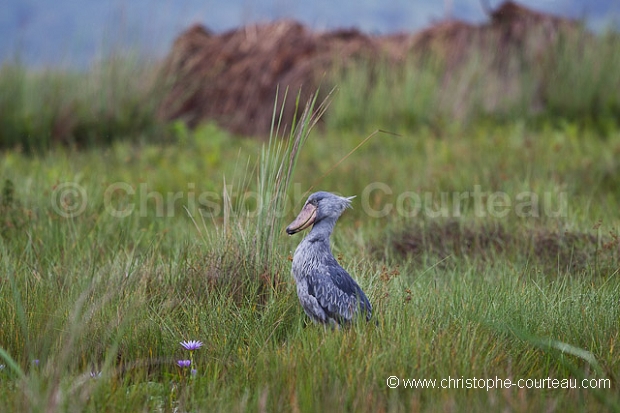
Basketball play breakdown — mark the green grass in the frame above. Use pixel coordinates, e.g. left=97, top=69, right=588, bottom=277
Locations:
left=1, top=113, right=619, bottom=411
left=327, top=28, right=620, bottom=135
left=0, top=55, right=166, bottom=152
left=3, top=27, right=620, bottom=152
left=1, top=24, right=620, bottom=412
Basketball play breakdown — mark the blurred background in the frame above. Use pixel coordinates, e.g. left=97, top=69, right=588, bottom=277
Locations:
left=2, top=0, right=619, bottom=68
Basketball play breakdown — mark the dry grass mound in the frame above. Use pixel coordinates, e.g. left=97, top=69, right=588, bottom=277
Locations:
left=158, top=21, right=401, bottom=136
left=410, top=1, right=578, bottom=71
left=158, top=1, right=580, bottom=136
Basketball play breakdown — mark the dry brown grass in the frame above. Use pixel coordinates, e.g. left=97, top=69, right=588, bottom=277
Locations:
left=377, top=220, right=619, bottom=274
left=158, top=1, right=582, bottom=136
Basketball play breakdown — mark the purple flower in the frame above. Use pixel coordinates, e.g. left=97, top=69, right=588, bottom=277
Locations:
left=177, top=359, right=191, bottom=368
left=90, top=371, right=102, bottom=379
left=33, top=359, right=40, bottom=367
left=180, top=340, right=203, bottom=351
left=191, top=369, right=197, bottom=377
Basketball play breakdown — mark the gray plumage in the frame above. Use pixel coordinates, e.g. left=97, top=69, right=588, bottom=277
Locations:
left=286, top=191, right=372, bottom=326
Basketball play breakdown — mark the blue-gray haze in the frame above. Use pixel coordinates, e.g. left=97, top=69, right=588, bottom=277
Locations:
left=1, top=0, right=618, bottom=67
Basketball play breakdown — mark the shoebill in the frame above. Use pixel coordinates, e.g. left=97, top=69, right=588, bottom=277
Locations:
left=286, top=191, right=372, bottom=326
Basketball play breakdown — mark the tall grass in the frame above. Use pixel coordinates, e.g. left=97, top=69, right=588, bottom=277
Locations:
left=0, top=55, right=166, bottom=152
left=326, top=58, right=445, bottom=132
left=2, top=26, right=620, bottom=152
left=540, top=30, right=620, bottom=129
left=185, top=89, right=330, bottom=309
left=327, top=27, right=620, bottom=134
left=1, top=105, right=619, bottom=411
left=0, top=92, right=330, bottom=411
